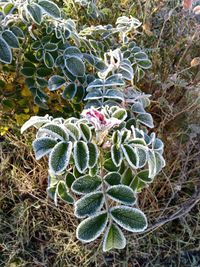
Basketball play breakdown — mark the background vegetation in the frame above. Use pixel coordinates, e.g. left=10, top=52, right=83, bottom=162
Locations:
left=1, top=0, right=200, bottom=266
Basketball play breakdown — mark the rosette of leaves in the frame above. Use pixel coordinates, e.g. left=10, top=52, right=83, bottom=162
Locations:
left=21, top=105, right=165, bottom=251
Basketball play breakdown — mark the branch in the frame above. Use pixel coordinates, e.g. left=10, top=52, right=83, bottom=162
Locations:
left=142, top=184, right=200, bottom=234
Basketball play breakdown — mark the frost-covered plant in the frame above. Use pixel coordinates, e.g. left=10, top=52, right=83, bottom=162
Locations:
left=3, top=0, right=165, bottom=252
left=21, top=105, right=165, bottom=252
left=0, top=0, right=152, bottom=110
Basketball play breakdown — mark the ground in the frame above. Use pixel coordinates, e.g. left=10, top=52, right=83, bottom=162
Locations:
left=0, top=1, right=200, bottom=266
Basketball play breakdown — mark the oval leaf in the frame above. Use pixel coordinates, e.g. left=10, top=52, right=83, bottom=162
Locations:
left=32, top=137, right=57, bottom=160
left=49, top=141, right=72, bottom=175
left=57, top=181, right=74, bottom=204
left=62, top=83, right=77, bottom=100
left=71, top=175, right=102, bottom=194
left=48, top=75, right=66, bottom=91
left=2, top=30, right=19, bottom=48
left=76, top=212, right=108, bottom=242
left=121, top=144, right=138, bottom=168
left=27, top=4, right=42, bottom=24
left=38, top=0, right=61, bottom=18
left=88, top=142, right=98, bottom=168
left=65, top=56, right=85, bottom=77
left=103, top=223, right=126, bottom=252
left=79, top=123, right=92, bottom=142
left=75, top=192, right=104, bottom=218
left=104, top=172, right=121, bottom=186
left=111, top=144, right=123, bottom=167
left=74, top=141, right=89, bottom=173
left=107, top=185, right=136, bottom=205
left=110, top=206, right=147, bottom=232
left=65, top=123, right=81, bottom=140
left=38, top=123, right=69, bottom=141
left=0, top=37, right=12, bottom=64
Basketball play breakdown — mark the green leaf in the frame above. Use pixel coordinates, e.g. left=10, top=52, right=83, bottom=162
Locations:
left=121, top=167, right=133, bottom=185
left=74, top=141, right=89, bottom=173
left=76, top=212, right=108, bottom=242
left=38, top=0, right=61, bottom=18
left=71, top=175, right=102, bottom=194
left=62, top=83, right=77, bottom=100
left=75, top=192, right=104, bottom=218
left=134, top=52, right=148, bottom=60
left=132, top=102, right=146, bottom=114
left=48, top=75, right=66, bottom=91
left=37, top=67, right=52, bottom=77
left=104, top=158, right=119, bottom=172
left=112, top=131, right=121, bottom=145
left=79, top=123, right=92, bottom=142
left=64, top=46, right=82, bottom=57
left=2, top=30, right=19, bottom=48
left=105, top=74, right=125, bottom=87
left=104, top=172, right=121, bottom=186
left=119, top=60, right=134, bottom=80
left=27, top=4, right=42, bottom=24
left=87, top=79, right=104, bottom=91
left=57, top=181, right=74, bottom=204
left=37, top=77, right=48, bottom=88
left=107, top=185, right=136, bottom=205
left=154, top=151, right=165, bottom=175
left=65, top=123, right=81, bottom=140
left=33, top=137, right=57, bottom=160
left=34, top=95, right=48, bottom=109
left=112, top=108, right=127, bottom=120
left=21, top=67, right=35, bottom=77
left=65, top=172, right=75, bottom=188
left=130, top=176, right=146, bottom=192
left=44, top=52, right=54, bottom=68
left=0, top=37, right=12, bottom=64
left=39, top=123, right=69, bottom=141
left=85, top=90, right=102, bottom=100
left=103, top=223, right=126, bottom=252
left=44, top=43, right=57, bottom=51
left=136, top=170, right=151, bottom=183
left=121, top=130, right=131, bottom=143
left=88, top=142, right=99, bottom=168
left=49, top=141, right=72, bottom=175
left=136, top=148, right=147, bottom=168
left=73, top=85, right=85, bottom=103
left=137, top=59, right=152, bottom=69
left=137, top=113, right=154, bottom=128
left=10, top=26, right=24, bottom=38
left=110, top=206, right=147, bottom=232
left=95, top=60, right=107, bottom=71
left=3, top=3, right=14, bottom=15
left=111, top=145, right=123, bottom=167
left=104, top=90, right=124, bottom=101
left=65, top=56, right=85, bottom=77
left=121, top=144, right=138, bottom=168
left=89, top=164, right=98, bottom=177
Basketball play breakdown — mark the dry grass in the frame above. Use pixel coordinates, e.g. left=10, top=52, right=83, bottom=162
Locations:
left=1, top=0, right=200, bottom=266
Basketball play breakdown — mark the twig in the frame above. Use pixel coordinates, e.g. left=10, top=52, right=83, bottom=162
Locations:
left=141, top=182, right=200, bottom=235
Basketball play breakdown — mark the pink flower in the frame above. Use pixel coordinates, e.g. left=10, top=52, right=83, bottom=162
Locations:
left=183, top=0, right=193, bottom=10
left=81, top=108, right=121, bottom=131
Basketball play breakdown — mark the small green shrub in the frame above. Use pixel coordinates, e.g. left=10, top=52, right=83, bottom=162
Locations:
left=21, top=104, right=165, bottom=251
left=0, top=0, right=165, bottom=252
